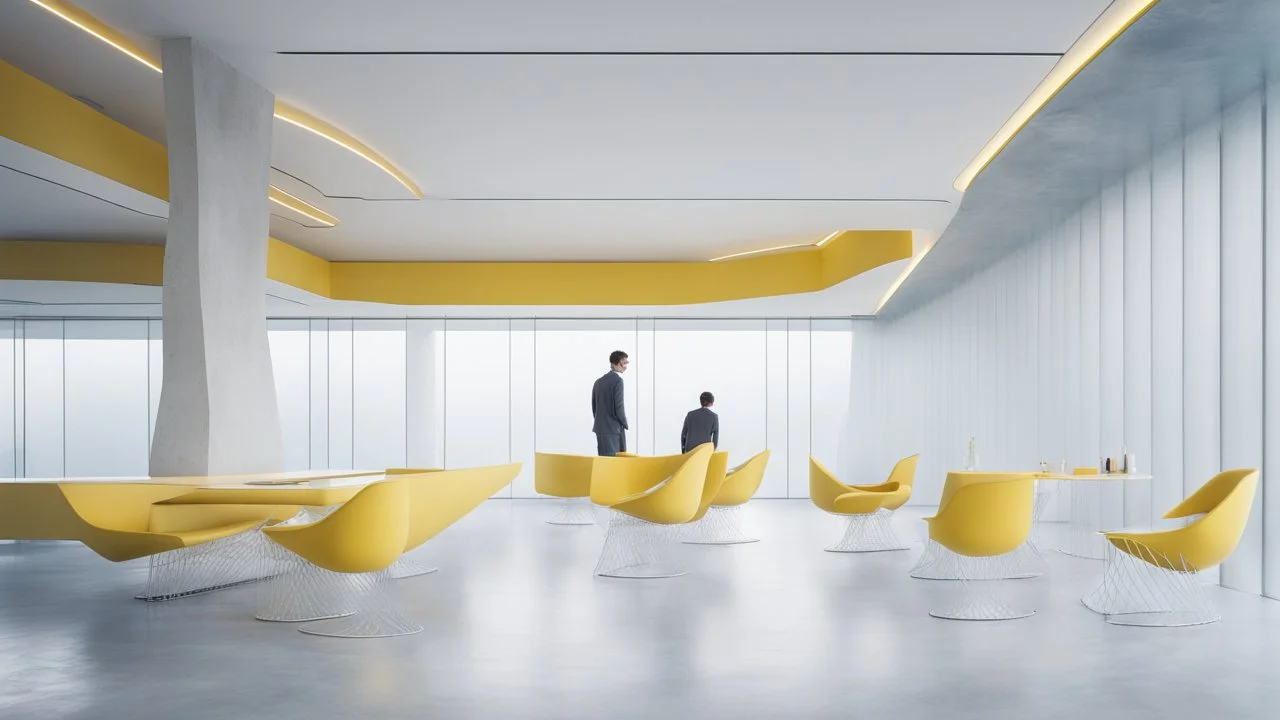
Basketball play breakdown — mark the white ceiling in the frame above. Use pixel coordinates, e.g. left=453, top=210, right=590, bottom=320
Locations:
left=0, top=0, right=1112, bottom=267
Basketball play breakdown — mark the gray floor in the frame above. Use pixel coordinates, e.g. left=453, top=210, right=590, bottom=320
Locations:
left=2, top=501, right=1278, bottom=720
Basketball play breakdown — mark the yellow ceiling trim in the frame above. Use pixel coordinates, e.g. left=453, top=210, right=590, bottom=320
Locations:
left=953, top=0, right=1163, bottom=192
left=0, top=232, right=911, bottom=307
left=268, top=186, right=339, bottom=227
left=708, top=230, right=847, bottom=262
left=21, top=0, right=419, bottom=198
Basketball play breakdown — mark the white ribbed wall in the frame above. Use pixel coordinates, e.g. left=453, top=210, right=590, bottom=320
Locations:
left=854, top=86, right=1279, bottom=598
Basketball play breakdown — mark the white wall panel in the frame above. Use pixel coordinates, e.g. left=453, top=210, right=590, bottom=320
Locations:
left=1183, top=118, right=1223, bottom=501
left=1219, top=94, right=1265, bottom=593
left=0, top=320, right=15, bottom=477
left=510, top=319, right=536, bottom=497
left=326, top=319, right=354, bottom=469
left=1099, top=180, right=1126, bottom=535
left=148, top=320, right=163, bottom=454
left=267, top=319, right=312, bottom=472
left=1123, top=163, right=1154, bottom=526
left=352, top=320, right=408, bottom=471
left=787, top=320, right=812, bottom=498
left=1266, top=79, right=1280, bottom=600
left=22, top=320, right=63, bottom=478
left=406, top=319, right=445, bottom=469
left=1150, top=141, right=1187, bottom=523
left=307, top=319, right=329, bottom=469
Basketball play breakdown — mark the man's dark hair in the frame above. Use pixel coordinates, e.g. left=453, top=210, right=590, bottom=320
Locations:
left=700, top=392, right=715, bottom=407
left=609, top=350, right=629, bottom=366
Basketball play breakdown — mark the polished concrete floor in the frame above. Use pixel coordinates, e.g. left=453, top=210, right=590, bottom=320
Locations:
left=2, top=501, right=1278, bottom=720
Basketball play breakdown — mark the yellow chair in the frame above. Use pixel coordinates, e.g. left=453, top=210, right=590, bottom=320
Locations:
left=921, top=473, right=1038, bottom=620
left=0, top=483, right=292, bottom=601
left=534, top=452, right=598, bottom=525
left=391, top=463, right=521, bottom=579
left=809, top=456, right=905, bottom=552
left=1082, top=469, right=1259, bottom=626
left=258, top=479, right=421, bottom=638
left=685, top=450, right=770, bottom=545
left=590, top=444, right=714, bottom=578
left=909, top=471, right=1047, bottom=580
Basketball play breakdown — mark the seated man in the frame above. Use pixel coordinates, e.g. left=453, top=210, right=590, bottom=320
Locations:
left=681, top=392, right=720, bottom=453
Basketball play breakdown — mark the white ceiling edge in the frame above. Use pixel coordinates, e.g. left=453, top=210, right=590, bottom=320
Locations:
left=0, top=137, right=168, bottom=221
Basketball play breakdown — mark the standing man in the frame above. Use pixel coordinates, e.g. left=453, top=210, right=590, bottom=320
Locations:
left=591, top=350, right=629, bottom=456
left=681, top=392, right=719, bottom=453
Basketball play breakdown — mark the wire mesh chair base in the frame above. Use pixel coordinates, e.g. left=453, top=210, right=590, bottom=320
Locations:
left=546, top=497, right=597, bottom=526
left=135, top=526, right=273, bottom=602
left=683, top=505, right=759, bottom=545
left=910, top=539, right=1046, bottom=580
left=389, top=557, right=439, bottom=580
left=824, top=509, right=909, bottom=553
left=929, top=548, right=1036, bottom=621
left=297, top=569, right=424, bottom=638
left=1081, top=539, right=1219, bottom=627
left=595, top=513, right=687, bottom=578
left=255, top=543, right=358, bottom=623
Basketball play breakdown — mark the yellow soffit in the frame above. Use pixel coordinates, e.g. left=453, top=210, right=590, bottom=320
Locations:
left=952, top=0, right=1162, bottom=192
left=0, top=232, right=912, bottom=306
left=0, top=56, right=910, bottom=305
left=23, top=0, right=420, bottom=198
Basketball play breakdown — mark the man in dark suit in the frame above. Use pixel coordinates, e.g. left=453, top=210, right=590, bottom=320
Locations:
left=591, top=350, right=629, bottom=456
left=681, top=392, right=720, bottom=453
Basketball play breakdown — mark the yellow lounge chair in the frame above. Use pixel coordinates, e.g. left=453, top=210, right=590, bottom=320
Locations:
left=909, top=471, right=1047, bottom=580
left=1082, top=469, right=1258, bottom=626
left=259, top=479, right=420, bottom=638
left=391, top=464, right=521, bottom=579
left=589, top=444, right=714, bottom=578
left=685, top=450, right=771, bottom=545
left=534, top=452, right=598, bottom=525
left=809, top=456, right=906, bottom=552
left=922, top=474, right=1037, bottom=620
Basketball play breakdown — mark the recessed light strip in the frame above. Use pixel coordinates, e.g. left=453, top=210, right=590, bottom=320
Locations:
left=27, top=0, right=162, bottom=73
left=952, top=0, right=1162, bottom=192
left=268, top=185, right=339, bottom=227
left=24, top=0, right=421, bottom=199
left=710, top=230, right=846, bottom=262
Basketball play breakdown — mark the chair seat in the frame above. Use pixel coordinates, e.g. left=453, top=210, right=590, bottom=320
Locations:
left=168, top=519, right=265, bottom=547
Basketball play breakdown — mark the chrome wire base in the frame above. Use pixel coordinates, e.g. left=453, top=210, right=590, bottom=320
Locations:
left=1082, top=540, right=1219, bottom=627
left=135, top=526, right=272, bottom=602
left=825, top=509, right=908, bottom=553
left=595, top=512, right=686, bottom=578
left=255, top=543, right=356, bottom=623
left=546, top=497, right=597, bottom=526
left=389, top=556, right=439, bottom=580
left=298, top=569, right=424, bottom=638
left=929, top=548, right=1036, bottom=621
left=910, top=539, right=1046, bottom=580
left=683, top=505, right=759, bottom=545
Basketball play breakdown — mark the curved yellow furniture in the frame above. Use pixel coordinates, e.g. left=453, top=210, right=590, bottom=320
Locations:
left=591, top=444, right=715, bottom=578
left=712, top=450, right=771, bottom=507
left=809, top=456, right=903, bottom=552
left=849, top=454, right=918, bottom=510
left=0, top=483, right=280, bottom=562
left=685, top=449, right=771, bottom=545
left=909, top=470, right=1045, bottom=581
left=922, top=473, right=1037, bottom=621
left=1083, top=469, right=1259, bottom=626
left=534, top=452, right=598, bottom=525
left=261, top=479, right=421, bottom=637
left=690, top=451, right=730, bottom=522
left=391, top=463, right=521, bottom=578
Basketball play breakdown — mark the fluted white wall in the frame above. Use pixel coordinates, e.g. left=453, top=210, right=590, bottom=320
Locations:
left=854, top=86, right=1280, bottom=598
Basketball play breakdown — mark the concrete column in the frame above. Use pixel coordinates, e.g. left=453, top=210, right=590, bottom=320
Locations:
left=149, top=38, right=283, bottom=476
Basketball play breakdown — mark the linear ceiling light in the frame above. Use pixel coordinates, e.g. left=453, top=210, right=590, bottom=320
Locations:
left=873, top=237, right=932, bottom=315
left=268, top=185, right=339, bottom=227
left=272, top=103, right=423, bottom=198
left=27, top=0, right=162, bottom=73
left=24, top=0, right=421, bottom=199
left=710, top=230, right=846, bottom=262
left=952, top=0, right=1161, bottom=192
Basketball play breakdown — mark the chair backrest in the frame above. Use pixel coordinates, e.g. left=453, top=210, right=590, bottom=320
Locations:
left=265, top=479, right=410, bottom=574
left=887, top=454, right=920, bottom=489
left=534, top=453, right=596, bottom=498
left=590, top=450, right=691, bottom=507
left=404, top=463, right=521, bottom=551
left=928, top=475, right=1035, bottom=558
left=714, top=450, right=771, bottom=506
left=809, top=456, right=853, bottom=513
left=610, top=445, right=714, bottom=524
left=690, top=450, right=729, bottom=521
left=1113, top=469, right=1259, bottom=571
